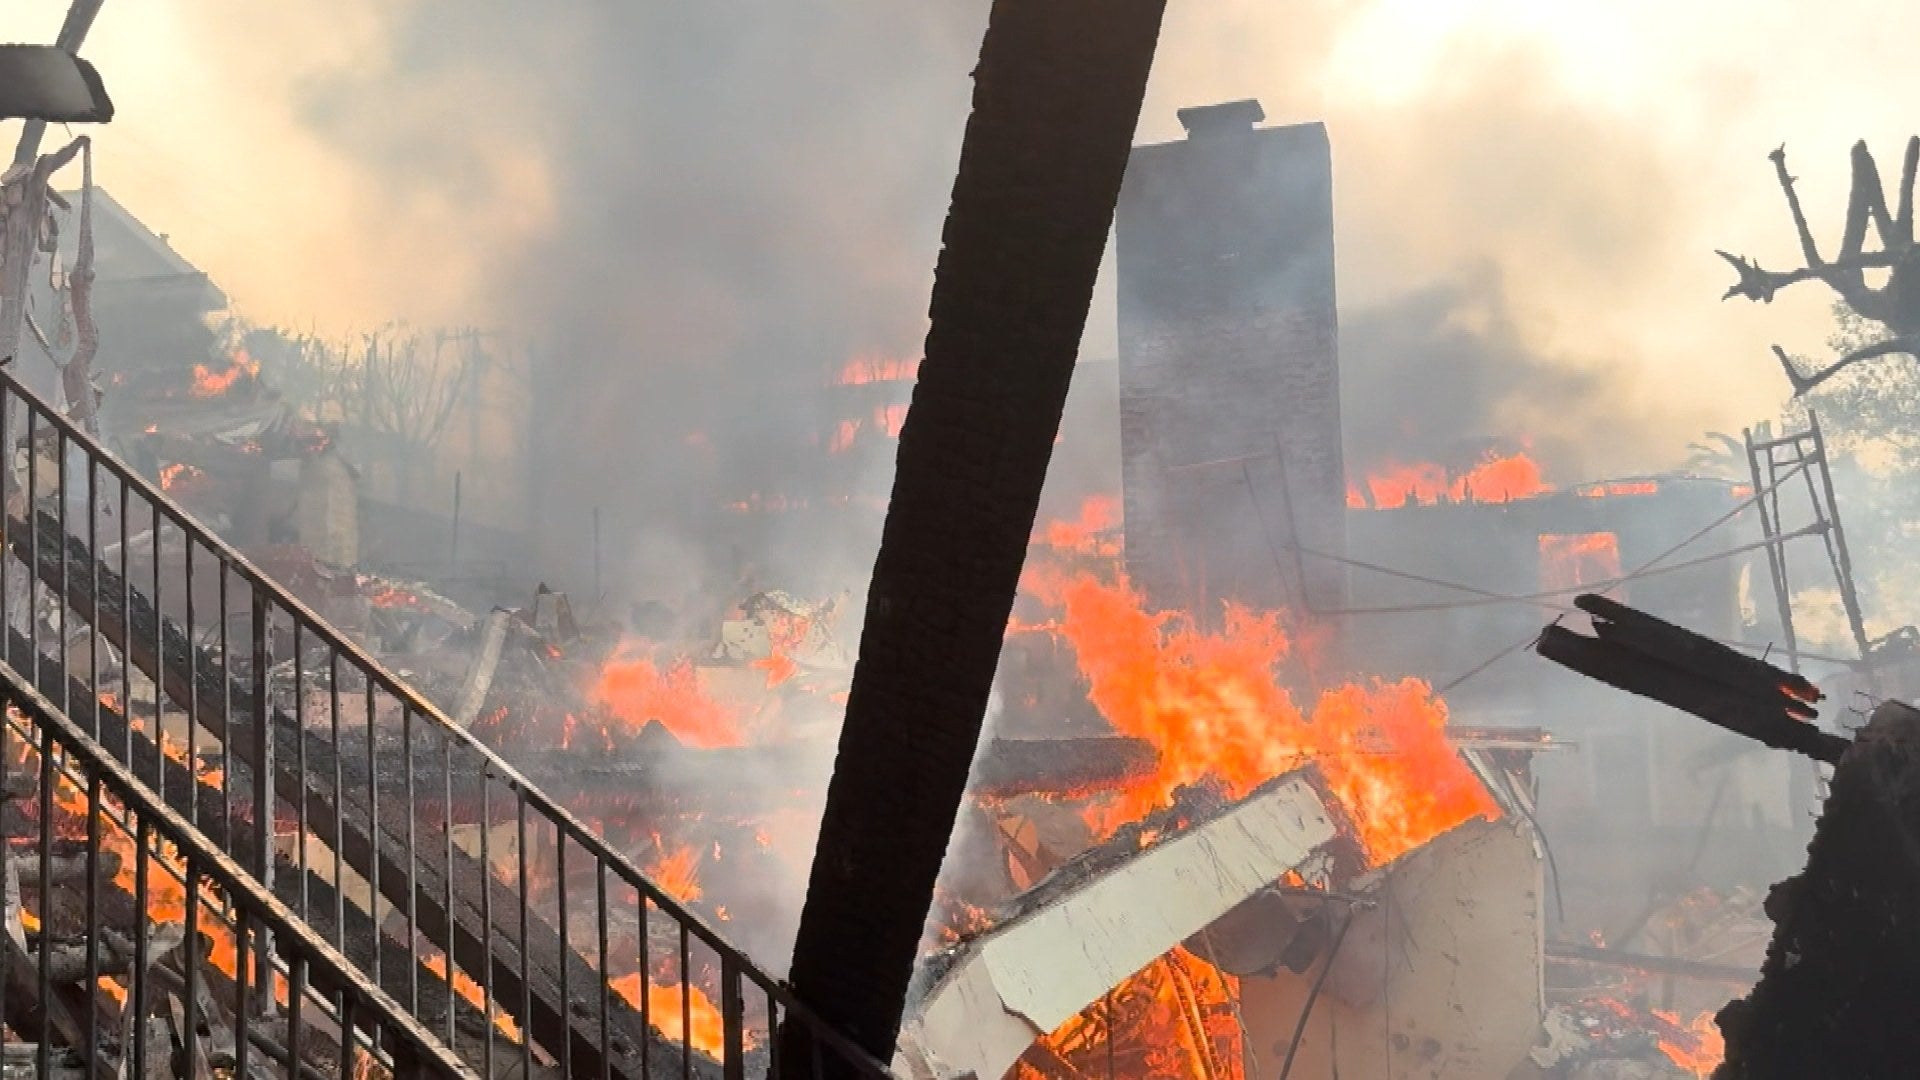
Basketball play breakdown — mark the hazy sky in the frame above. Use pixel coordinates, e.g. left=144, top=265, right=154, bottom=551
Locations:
left=9, top=0, right=1919, bottom=477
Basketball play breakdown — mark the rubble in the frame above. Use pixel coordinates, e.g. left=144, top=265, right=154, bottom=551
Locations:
left=896, top=773, right=1336, bottom=1080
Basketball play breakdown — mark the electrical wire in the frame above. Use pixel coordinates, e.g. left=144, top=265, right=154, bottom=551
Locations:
left=1426, top=459, right=1816, bottom=695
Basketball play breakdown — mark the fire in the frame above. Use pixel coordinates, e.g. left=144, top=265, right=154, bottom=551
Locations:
left=1348, top=451, right=1550, bottom=509
left=1037, top=571, right=1497, bottom=864
left=1538, top=532, right=1623, bottom=594
left=1651, top=1009, right=1724, bottom=1078
left=368, top=586, right=430, bottom=611
left=422, top=951, right=523, bottom=1042
left=826, top=403, right=913, bottom=454
left=836, top=353, right=919, bottom=386
left=190, top=350, right=260, bottom=398
left=1022, top=948, right=1241, bottom=1079
left=752, top=650, right=799, bottom=688
left=646, top=837, right=703, bottom=905
left=158, top=463, right=205, bottom=491
left=610, top=972, right=734, bottom=1059
left=591, top=648, right=743, bottom=748
left=43, top=758, right=272, bottom=997
left=1035, top=495, right=1122, bottom=558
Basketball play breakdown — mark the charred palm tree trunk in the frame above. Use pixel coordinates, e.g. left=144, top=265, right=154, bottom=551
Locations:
left=1713, top=700, right=1920, bottom=1079
left=778, top=0, right=1167, bottom=1072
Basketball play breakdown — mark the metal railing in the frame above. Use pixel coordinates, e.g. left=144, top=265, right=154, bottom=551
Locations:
left=0, top=369, right=893, bottom=1079
left=0, top=656, right=478, bottom=1079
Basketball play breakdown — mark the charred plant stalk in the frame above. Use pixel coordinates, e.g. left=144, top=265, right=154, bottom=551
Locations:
left=778, top=0, right=1168, bottom=1070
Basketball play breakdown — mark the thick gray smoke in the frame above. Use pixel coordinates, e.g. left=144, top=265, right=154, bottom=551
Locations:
left=1340, top=265, right=1670, bottom=483
left=293, top=5, right=989, bottom=601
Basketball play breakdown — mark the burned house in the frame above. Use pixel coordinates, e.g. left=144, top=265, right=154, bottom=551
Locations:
left=54, top=187, right=226, bottom=392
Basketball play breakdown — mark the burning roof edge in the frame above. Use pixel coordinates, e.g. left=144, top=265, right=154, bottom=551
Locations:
left=895, top=771, right=1337, bottom=1080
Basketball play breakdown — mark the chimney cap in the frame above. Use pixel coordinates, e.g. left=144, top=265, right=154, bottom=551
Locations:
left=1177, top=99, right=1265, bottom=138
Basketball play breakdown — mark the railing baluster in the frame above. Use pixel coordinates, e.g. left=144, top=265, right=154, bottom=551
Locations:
left=680, top=920, right=692, bottom=1080
left=184, top=858, right=201, bottom=1078
left=117, top=472, right=128, bottom=771
left=367, top=679, right=381, bottom=992
left=288, top=953, right=308, bottom=1078
left=517, top=792, right=532, bottom=1080
left=234, top=905, right=252, bottom=1076
left=130, top=815, right=150, bottom=1078
left=441, top=728, right=455, bottom=1050
left=722, top=955, right=745, bottom=1080
left=251, top=587, right=273, bottom=1018
left=330, top=650, right=344, bottom=954
left=27, top=409, right=38, bottom=689
left=185, top=540, right=196, bottom=827
left=84, top=771, right=101, bottom=1067
left=599, top=860, right=612, bottom=1080
left=55, top=430, right=67, bottom=724
left=640, top=893, right=652, bottom=1080
left=295, top=619, right=309, bottom=923
left=403, top=703, right=418, bottom=1017
left=34, top=715, right=52, bottom=1074
left=479, top=765, right=494, bottom=1080
left=86, top=459, right=98, bottom=744
left=219, top=564, right=230, bottom=836
left=147, top=500, right=159, bottom=792
left=559, top=828, right=573, bottom=1077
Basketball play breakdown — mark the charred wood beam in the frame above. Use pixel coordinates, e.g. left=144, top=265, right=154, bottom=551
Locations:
left=1537, top=597, right=1849, bottom=764
left=1544, top=940, right=1759, bottom=987
left=4, top=510, right=712, bottom=1080
left=780, top=0, right=1168, bottom=1068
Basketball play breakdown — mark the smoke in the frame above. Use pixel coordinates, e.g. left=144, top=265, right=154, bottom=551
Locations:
left=271, top=5, right=991, bottom=596
left=1339, top=265, right=1667, bottom=480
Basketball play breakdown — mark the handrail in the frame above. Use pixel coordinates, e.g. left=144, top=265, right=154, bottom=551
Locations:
left=0, top=368, right=894, bottom=1077
left=0, top=655, right=480, bottom=1080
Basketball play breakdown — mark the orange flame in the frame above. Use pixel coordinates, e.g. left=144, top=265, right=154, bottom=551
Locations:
left=1651, top=1009, right=1724, bottom=1078
left=422, top=951, right=523, bottom=1042
left=1037, top=571, right=1497, bottom=864
left=158, top=463, right=205, bottom=491
left=1538, top=532, right=1622, bottom=593
left=1024, top=948, right=1241, bottom=1079
left=646, top=838, right=704, bottom=905
left=1350, top=451, right=1550, bottom=509
left=190, top=350, right=260, bottom=398
left=836, top=354, right=919, bottom=386
left=591, top=649, right=743, bottom=748
left=610, top=972, right=734, bottom=1059
left=1035, top=495, right=1122, bottom=558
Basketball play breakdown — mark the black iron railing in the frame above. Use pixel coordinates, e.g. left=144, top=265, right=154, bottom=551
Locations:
left=0, top=657, right=478, bottom=1078
left=0, top=369, right=892, bottom=1078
